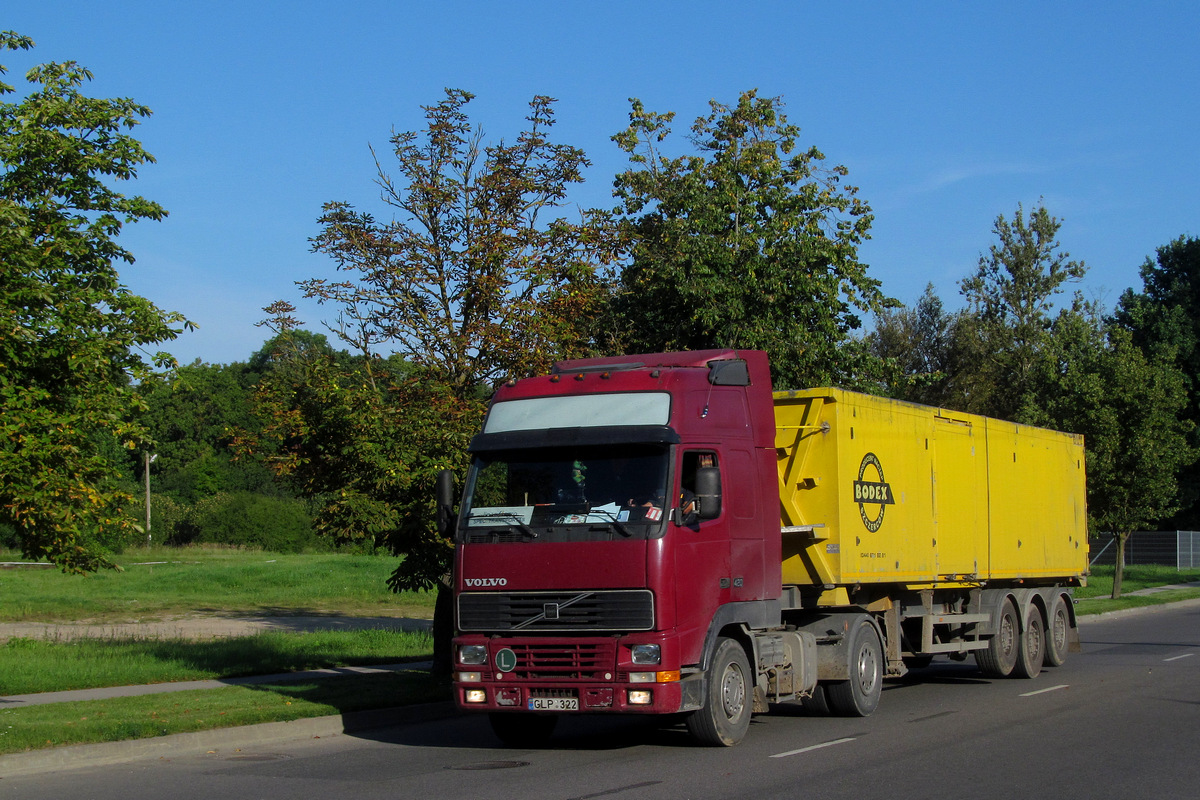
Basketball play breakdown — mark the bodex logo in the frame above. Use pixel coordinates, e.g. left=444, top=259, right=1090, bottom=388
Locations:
left=853, top=452, right=895, bottom=533
left=465, top=577, right=507, bottom=587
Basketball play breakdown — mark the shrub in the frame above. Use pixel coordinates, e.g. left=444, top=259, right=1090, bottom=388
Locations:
left=191, top=492, right=323, bottom=553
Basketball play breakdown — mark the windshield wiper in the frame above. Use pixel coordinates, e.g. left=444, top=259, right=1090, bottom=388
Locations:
left=586, top=508, right=633, bottom=538
left=466, top=512, right=538, bottom=539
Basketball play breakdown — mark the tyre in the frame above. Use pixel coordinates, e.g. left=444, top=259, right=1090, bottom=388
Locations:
left=826, top=619, right=884, bottom=717
left=489, top=712, right=558, bottom=748
left=686, top=637, right=752, bottom=746
left=800, top=683, right=831, bottom=716
left=1044, top=595, right=1071, bottom=667
left=1013, top=605, right=1044, bottom=679
left=976, top=597, right=1019, bottom=678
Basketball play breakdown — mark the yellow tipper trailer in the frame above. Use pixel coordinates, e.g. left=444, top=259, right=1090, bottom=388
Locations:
left=773, top=388, right=1087, bottom=681
left=775, top=388, right=1089, bottom=587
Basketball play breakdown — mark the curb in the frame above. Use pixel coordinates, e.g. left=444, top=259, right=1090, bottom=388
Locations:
left=0, top=701, right=458, bottom=778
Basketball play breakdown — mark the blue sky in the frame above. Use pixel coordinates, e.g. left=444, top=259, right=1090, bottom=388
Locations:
left=7, top=1, right=1199, bottom=366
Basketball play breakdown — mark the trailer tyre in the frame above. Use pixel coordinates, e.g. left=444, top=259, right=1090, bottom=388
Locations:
left=489, top=712, right=558, bottom=748
left=1044, top=595, right=1071, bottom=667
left=826, top=619, right=883, bottom=717
left=1014, top=606, right=1044, bottom=679
left=686, top=637, right=752, bottom=746
left=976, top=597, right=1019, bottom=678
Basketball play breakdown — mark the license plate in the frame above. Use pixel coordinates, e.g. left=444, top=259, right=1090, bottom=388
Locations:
left=528, top=697, right=578, bottom=711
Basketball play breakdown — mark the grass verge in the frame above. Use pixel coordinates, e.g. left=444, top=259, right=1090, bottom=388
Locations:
left=0, top=628, right=433, bottom=696
left=1077, top=564, right=1200, bottom=599
left=0, top=547, right=436, bottom=622
left=0, top=671, right=448, bottom=755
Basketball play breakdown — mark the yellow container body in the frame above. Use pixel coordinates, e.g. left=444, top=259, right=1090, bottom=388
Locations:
left=775, top=389, right=1088, bottom=588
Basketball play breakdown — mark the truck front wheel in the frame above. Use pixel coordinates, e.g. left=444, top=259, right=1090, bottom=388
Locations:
left=826, top=619, right=883, bottom=717
left=686, top=637, right=752, bottom=746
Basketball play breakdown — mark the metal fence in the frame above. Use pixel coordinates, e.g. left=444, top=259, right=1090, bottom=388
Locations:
left=1089, top=531, right=1200, bottom=569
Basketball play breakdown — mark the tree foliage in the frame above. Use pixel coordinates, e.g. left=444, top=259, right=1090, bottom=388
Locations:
left=958, top=202, right=1086, bottom=419
left=248, top=91, right=617, bottom=596
left=1115, top=235, right=1200, bottom=528
left=868, top=283, right=977, bottom=407
left=305, top=88, right=620, bottom=393
left=610, top=90, right=890, bottom=389
left=1025, top=307, right=1193, bottom=597
left=0, top=32, right=190, bottom=571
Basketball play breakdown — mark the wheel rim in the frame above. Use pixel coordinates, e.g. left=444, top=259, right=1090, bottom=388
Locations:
left=1026, top=616, right=1043, bottom=663
left=720, top=661, right=746, bottom=720
left=856, top=641, right=879, bottom=696
left=999, top=611, right=1016, bottom=656
left=1052, top=606, right=1068, bottom=652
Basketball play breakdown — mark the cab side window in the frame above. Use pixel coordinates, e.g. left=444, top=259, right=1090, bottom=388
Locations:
left=680, top=451, right=719, bottom=520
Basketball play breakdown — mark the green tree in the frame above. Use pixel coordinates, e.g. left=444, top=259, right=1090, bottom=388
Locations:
left=306, top=89, right=620, bottom=393
left=1026, top=307, right=1193, bottom=598
left=0, top=32, right=190, bottom=571
left=610, top=90, right=890, bottom=389
left=868, top=283, right=977, bottom=407
left=1115, top=236, right=1200, bottom=528
left=959, top=202, right=1086, bottom=419
left=248, top=92, right=618, bottom=672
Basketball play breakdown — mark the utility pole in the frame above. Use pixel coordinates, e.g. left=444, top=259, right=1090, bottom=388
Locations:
left=144, top=452, right=157, bottom=545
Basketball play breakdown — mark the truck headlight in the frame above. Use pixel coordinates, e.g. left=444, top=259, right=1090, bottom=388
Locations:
left=458, top=645, right=487, bottom=665
left=631, top=644, right=661, bottom=665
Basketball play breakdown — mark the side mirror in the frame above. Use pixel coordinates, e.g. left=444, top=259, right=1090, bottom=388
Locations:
left=694, top=466, right=722, bottom=521
left=436, top=469, right=457, bottom=537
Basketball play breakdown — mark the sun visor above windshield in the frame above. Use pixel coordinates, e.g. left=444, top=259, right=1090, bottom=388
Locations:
left=469, top=425, right=681, bottom=452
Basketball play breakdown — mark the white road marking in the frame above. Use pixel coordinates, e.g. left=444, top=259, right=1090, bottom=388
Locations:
left=771, top=737, right=857, bottom=759
left=1164, top=653, right=1195, bottom=662
left=1020, top=684, right=1070, bottom=697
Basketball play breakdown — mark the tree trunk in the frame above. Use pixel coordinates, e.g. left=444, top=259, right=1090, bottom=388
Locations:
left=1111, top=531, right=1128, bottom=599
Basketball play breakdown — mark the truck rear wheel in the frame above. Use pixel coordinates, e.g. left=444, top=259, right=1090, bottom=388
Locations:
left=686, top=637, right=752, bottom=746
left=1013, top=605, right=1044, bottom=679
left=976, top=597, right=1019, bottom=678
left=489, top=712, right=558, bottom=748
left=1044, top=595, right=1071, bottom=667
left=826, top=619, right=883, bottom=717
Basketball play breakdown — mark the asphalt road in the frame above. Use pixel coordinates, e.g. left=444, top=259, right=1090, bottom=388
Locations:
left=4, top=602, right=1199, bottom=800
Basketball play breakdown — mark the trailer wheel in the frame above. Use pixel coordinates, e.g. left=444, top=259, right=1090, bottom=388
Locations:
left=976, top=597, right=1019, bottom=678
left=826, top=619, right=883, bottom=717
left=686, top=637, right=752, bottom=746
left=1013, top=606, right=1044, bottom=679
left=1044, top=595, right=1071, bottom=667
left=489, top=712, right=558, bottom=748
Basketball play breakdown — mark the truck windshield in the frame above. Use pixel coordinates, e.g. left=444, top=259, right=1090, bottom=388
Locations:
left=460, top=444, right=670, bottom=540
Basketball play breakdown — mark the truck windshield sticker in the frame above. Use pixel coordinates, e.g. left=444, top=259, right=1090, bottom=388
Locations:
left=484, top=392, right=671, bottom=433
left=854, top=452, right=895, bottom=532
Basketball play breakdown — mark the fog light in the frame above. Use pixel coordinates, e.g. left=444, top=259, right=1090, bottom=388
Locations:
left=464, top=689, right=487, bottom=703
left=628, top=689, right=653, bottom=705
left=629, top=672, right=656, bottom=684
left=457, top=671, right=482, bottom=683
left=631, top=644, right=661, bottom=665
left=458, top=645, right=487, bottom=665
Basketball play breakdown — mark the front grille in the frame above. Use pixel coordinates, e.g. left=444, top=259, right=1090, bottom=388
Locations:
left=504, top=643, right=613, bottom=680
left=458, top=590, right=654, bottom=632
